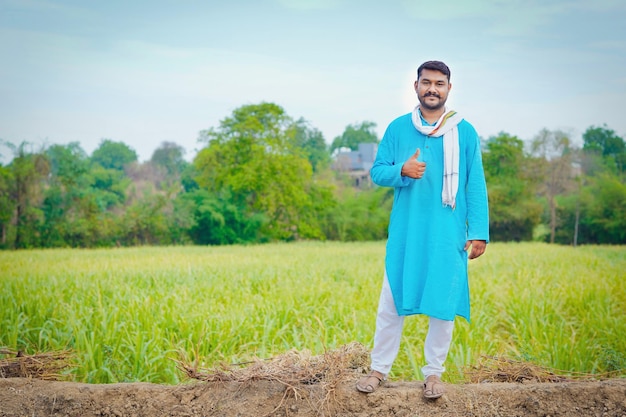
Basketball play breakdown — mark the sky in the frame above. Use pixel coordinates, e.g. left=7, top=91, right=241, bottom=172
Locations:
left=1, top=0, right=625, bottom=164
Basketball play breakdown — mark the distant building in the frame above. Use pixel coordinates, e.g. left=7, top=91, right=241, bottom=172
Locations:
left=332, top=143, right=378, bottom=187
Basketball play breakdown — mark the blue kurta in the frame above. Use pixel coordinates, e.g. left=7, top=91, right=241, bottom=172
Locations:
left=371, top=113, right=489, bottom=322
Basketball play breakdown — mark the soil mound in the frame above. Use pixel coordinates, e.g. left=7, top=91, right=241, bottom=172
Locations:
left=2, top=377, right=626, bottom=417
left=1, top=344, right=625, bottom=416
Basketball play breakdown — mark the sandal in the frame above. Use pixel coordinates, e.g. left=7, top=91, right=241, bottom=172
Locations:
left=423, top=375, right=445, bottom=399
left=356, top=371, right=385, bottom=393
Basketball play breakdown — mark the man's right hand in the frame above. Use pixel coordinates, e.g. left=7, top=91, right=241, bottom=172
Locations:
left=401, top=148, right=426, bottom=179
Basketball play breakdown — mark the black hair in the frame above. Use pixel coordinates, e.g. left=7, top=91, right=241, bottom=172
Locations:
left=417, top=61, right=451, bottom=82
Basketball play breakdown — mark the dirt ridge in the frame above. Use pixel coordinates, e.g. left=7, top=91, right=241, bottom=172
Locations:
left=2, top=377, right=626, bottom=417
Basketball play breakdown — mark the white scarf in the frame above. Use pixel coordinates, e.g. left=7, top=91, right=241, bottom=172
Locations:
left=411, top=106, right=463, bottom=209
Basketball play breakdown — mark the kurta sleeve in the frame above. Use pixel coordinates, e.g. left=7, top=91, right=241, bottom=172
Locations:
left=370, top=124, right=411, bottom=188
left=464, top=125, right=490, bottom=242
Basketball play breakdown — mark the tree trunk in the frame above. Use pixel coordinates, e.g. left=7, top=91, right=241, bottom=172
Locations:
left=14, top=197, right=24, bottom=249
left=549, top=195, right=556, bottom=244
left=573, top=201, right=580, bottom=247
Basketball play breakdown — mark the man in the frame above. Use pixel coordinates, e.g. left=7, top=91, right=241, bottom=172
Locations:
left=356, top=60, right=489, bottom=399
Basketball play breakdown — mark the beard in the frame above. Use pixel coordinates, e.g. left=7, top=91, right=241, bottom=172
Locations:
left=418, top=93, right=447, bottom=111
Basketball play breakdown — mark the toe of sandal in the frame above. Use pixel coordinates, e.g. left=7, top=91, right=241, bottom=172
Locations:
left=423, top=375, right=445, bottom=399
left=356, top=372, right=384, bottom=393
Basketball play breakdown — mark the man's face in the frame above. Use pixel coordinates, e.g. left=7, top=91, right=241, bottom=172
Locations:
left=414, top=69, right=452, bottom=111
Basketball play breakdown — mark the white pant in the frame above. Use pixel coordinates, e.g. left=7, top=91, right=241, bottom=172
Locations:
left=370, top=272, right=455, bottom=378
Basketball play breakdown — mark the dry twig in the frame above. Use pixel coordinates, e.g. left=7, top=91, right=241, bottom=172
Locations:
left=0, top=349, right=74, bottom=381
left=463, top=355, right=619, bottom=383
left=176, top=342, right=370, bottom=415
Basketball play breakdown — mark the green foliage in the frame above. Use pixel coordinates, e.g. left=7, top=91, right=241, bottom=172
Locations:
left=292, top=118, right=331, bottom=172
left=9, top=143, right=50, bottom=248
left=150, top=141, right=188, bottom=182
left=483, top=133, right=524, bottom=178
left=550, top=125, right=626, bottom=245
left=298, top=178, right=337, bottom=240
left=91, top=139, right=138, bottom=171
left=583, top=124, right=626, bottom=175
left=0, top=108, right=624, bottom=249
left=89, top=165, right=130, bottom=210
left=181, top=189, right=264, bottom=245
left=323, top=185, right=392, bottom=241
left=529, top=129, right=579, bottom=244
left=488, top=182, right=542, bottom=242
left=46, top=143, right=90, bottom=187
left=554, top=174, right=626, bottom=244
left=0, top=165, right=14, bottom=248
left=40, top=143, right=94, bottom=247
left=117, top=163, right=193, bottom=246
left=194, top=102, right=332, bottom=241
left=483, top=133, right=542, bottom=241
left=118, top=193, right=169, bottom=246
left=584, top=175, right=626, bottom=243
left=330, top=121, right=378, bottom=153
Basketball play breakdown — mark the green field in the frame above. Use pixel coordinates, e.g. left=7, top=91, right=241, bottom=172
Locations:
left=1, top=242, right=625, bottom=384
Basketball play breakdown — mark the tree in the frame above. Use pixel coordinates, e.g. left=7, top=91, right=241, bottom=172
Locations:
left=330, top=121, right=378, bottom=154
left=119, top=190, right=170, bottom=246
left=555, top=174, right=626, bottom=244
left=323, top=186, right=392, bottom=241
left=582, top=125, right=626, bottom=176
left=41, top=143, right=92, bottom=247
left=91, top=139, right=138, bottom=171
left=89, top=165, right=129, bottom=210
left=47, top=143, right=90, bottom=187
left=121, top=160, right=184, bottom=246
left=482, top=132, right=542, bottom=241
left=581, top=174, right=626, bottom=244
left=181, top=189, right=263, bottom=245
left=8, top=142, right=50, bottom=248
left=530, top=129, right=578, bottom=244
left=194, top=102, right=331, bottom=240
left=0, top=164, right=13, bottom=247
left=549, top=125, right=626, bottom=245
left=291, top=118, right=330, bottom=172
left=150, top=141, right=188, bottom=183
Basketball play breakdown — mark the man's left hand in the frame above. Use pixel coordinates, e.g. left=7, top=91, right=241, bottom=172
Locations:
left=464, top=240, right=487, bottom=259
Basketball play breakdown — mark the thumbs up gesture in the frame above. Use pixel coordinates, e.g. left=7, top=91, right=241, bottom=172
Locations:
left=401, top=148, right=426, bottom=179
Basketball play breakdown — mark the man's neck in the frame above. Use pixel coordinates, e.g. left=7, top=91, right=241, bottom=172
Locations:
left=420, top=107, right=445, bottom=124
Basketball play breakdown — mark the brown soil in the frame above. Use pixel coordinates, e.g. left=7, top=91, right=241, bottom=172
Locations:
left=2, top=345, right=625, bottom=416
left=2, top=377, right=626, bottom=417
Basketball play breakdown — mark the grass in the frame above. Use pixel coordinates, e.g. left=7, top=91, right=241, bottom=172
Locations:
left=1, top=242, right=624, bottom=384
